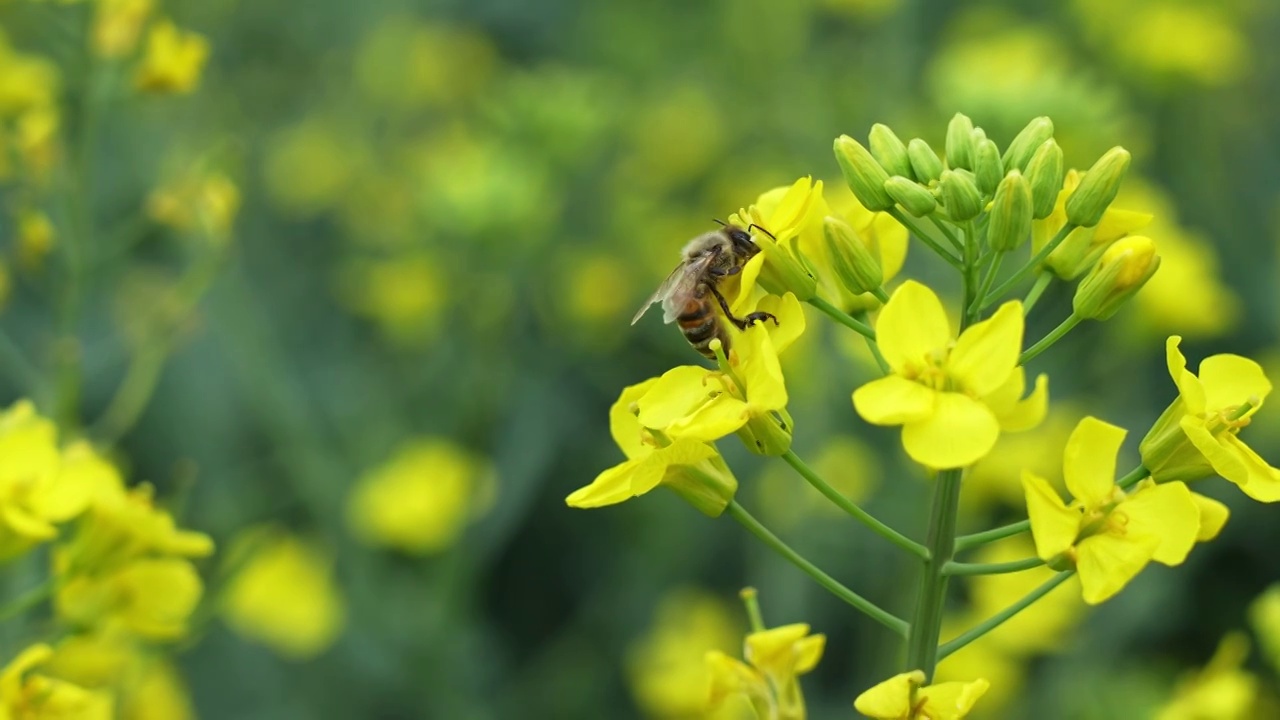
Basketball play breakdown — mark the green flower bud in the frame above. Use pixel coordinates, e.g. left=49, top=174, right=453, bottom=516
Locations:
left=1002, top=116, right=1054, bottom=172
left=973, top=138, right=1004, bottom=196
left=869, top=124, right=913, bottom=179
left=1024, top=139, right=1065, bottom=219
left=988, top=171, right=1033, bottom=252
left=823, top=215, right=883, bottom=294
left=1072, top=235, right=1159, bottom=320
left=834, top=135, right=893, bottom=211
left=1066, top=147, right=1132, bottom=228
left=945, top=113, right=975, bottom=170
left=664, top=452, right=740, bottom=516
left=907, top=139, right=943, bottom=183
left=736, top=411, right=792, bottom=457
left=754, top=232, right=818, bottom=301
left=883, top=176, right=937, bottom=217
left=940, top=169, right=982, bottom=221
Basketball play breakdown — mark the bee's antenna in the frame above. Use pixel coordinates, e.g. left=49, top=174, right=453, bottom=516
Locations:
left=711, top=218, right=728, bottom=227
left=747, top=223, right=777, bottom=240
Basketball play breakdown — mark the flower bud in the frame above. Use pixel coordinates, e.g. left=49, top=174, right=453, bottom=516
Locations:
left=1072, top=236, right=1159, bottom=320
left=1002, top=116, right=1054, bottom=172
left=988, top=171, right=1033, bottom=252
left=736, top=411, right=793, bottom=457
left=973, top=138, right=1003, bottom=196
left=1066, top=147, right=1132, bottom=228
left=869, top=124, right=913, bottom=179
left=754, top=233, right=818, bottom=301
left=945, top=113, right=975, bottom=170
left=664, top=453, right=740, bottom=516
left=823, top=215, right=882, bottom=294
left=907, top=139, right=943, bottom=183
left=834, top=135, right=893, bottom=211
left=940, top=169, right=982, bottom=221
left=883, top=176, right=937, bottom=217
left=1024, top=139, right=1064, bottom=219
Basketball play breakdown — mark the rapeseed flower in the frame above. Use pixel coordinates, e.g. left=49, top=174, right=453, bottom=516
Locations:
left=729, top=178, right=823, bottom=308
left=134, top=20, right=210, bottom=94
left=854, top=670, right=988, bottom=720
left=1031, top=169, right=1151, bottom=280
left=0, top=644, right=112, bottom=720
left=853, top=281, right=1046, bottom=469
left=706, top=623, right=825, bottom=720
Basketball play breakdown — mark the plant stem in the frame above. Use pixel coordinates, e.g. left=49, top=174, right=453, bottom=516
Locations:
left=981, top=223, right=1077, bottom=311
left=852, top=310, right=890, bottom=375
left=905, top=468, right=962, bottom=678
left=942, top=556, right=1044, bottom=576
left=872, top=287, right=890, bottom=304
left=927, top=215, right=965, bottom=253
left=740, top=587, right=766, bottom=632
left=808, top=296, right=876, bottom=340
left=888, top=209, right=962, bottom=269
left=954, top=520, right=1030, bottom=552
left=1117, top=464, right=1150, bottom=490
left=0, top=580, right=54, bottom=623
left=1022, top=273, right=1053, bottom=315
left=969, top=252, right=1004, bottom=317
left=726, top=500, right=908, bottom=637
left=781, top=450, right=928, bottom=560
left=1019, top=312, right=1084, bottom=365
left=936, top=571, right=1074, bottom=660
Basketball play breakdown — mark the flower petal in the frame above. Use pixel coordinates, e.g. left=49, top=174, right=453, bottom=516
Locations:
left=1190, top=492, right=1230, bottom=541
left=854, top=671, right=925, bottom=719
left=1062, top=417, right=1126, bottom=508
left=731, top=253, right=767, bottom=315
left=1022, top=471, right=1080, bottom=560
left=1167, top=336, right=1206, bottom=414
left=853, top=376, right=936, bottom=425
left=793, top=634, right=825, bottom=675
left=1181, top=416, right=1248, bottom=485
left=876, top=281, right=951, bottom=375
left=611, top=378, right=660, bottom=459
left=919, top=678, right=991, bottom=720
left=665, top=395, right=749, bottom=442
left=566, top=460, right=644, bottom=508
left=738, top=326, right=788, bottom=412
left=1198, top=353, right=1272, bottom=412
left=902, top=393, right=999, bottom=469
left=991, top=371, right=1049, bottom=433
left=948, top=300, right=1023, bottom=397
left=637, top=439, right=719, bottom=496
left=636, top=366, right=717, bottom=431
left=756, top=292, right=806, bottom=355
left=1076, top=531, right=1160, bottom=604
left=1222, top=434, right=1280, bottom=502
left=1122, top=481, right=1200, bottom=566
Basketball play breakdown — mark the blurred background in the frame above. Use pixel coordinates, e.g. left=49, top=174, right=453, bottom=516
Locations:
left=1, top=0, right=1280, bottom=717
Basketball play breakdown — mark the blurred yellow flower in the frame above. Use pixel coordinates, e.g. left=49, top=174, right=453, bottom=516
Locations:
left=59, top=558, right=204, bottom=640
left=335, top=254, right=445, bottom=345
left=16, top=106, right=60, bottom=185
left=93, top=0, right=154, bottom=58
left=222, top=528, right=345, bottom=659
left=707, top=622, right=825, bottom=719
left=1156, top=633, right=1258, bottom=720
left=0, top=33, right=60, bottom=116
left=964, top=407, right=1080, bottom=513
left=264, top=118, right=360, bottom=217
left=41, top=631, right=195, bottom=720
left=121, top=659, right=195, bottom=720
left=147, top=170, right=240, bottom=244
left=0, top=644, right=112, bottom=720
left=355, top=20, right=497, bottom=111
left=615, top=85, right=725, bottom=192
left=17, top=207, right=55, bottom=270
left=755, top=436, right=878, bottom=529
left=134, top=20, right=210, bottom=94
left=348, top=438, right=494, bottom=554
left=1250, top=584, right=1280, bottom=674
left=625, top=589, right=747, bottom=719
left=854, top=670, right=988, bottom=720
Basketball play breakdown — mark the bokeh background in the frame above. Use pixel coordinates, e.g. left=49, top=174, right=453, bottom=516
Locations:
left=2, top=0, right=1280, bottom=717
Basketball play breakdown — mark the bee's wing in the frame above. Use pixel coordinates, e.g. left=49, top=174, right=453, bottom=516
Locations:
left=631, top=256, right=710, bottom=326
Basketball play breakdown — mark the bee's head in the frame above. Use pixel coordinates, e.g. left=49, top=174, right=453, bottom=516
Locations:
left=712, top=219, right=760, bottom=256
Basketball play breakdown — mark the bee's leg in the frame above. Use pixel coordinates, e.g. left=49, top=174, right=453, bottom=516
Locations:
left=708, top=285, right=778, bottom=329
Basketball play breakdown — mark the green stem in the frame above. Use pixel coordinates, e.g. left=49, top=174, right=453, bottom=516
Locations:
left=726, top=501, right=908, bottom=637
left=0, top=580, right=54, bottom=623
left=1019, top=312, right=1084, bottom=365
left=852, top=310, right=890, bottom=375
left=962, top=221, right=981, bottom=326
left=905, top=468, right=962, bottom=679
left=937, top=571, right=1074, bottom=660
left=1117, top=464, right=1150, bottom=490
left=927, top=215, right=965, bottom=253
left=969, top=252, right=1004, bottom=317
left=942, top=556, right=1044, bottom=576
left=1022, top=273, right=1053, bottom=316
left=954, top=520, right=1030, bottom=552
left=808, top=296, right=876, bottom=340
left=981, top=223, right=1077, bottom=311
left=781, top=450, right=928, bottom=560
left=888, top=209, right=963, bottom=269
left=740, top=587, right=766, bottom=632
left=871, top=286, right=890, bottom=304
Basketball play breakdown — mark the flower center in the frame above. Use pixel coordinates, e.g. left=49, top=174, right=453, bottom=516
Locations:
left=906, top=348, right=953, bottom=392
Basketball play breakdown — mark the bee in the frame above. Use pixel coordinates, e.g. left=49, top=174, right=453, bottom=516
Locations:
left=632, top=222, right=778, bottom=358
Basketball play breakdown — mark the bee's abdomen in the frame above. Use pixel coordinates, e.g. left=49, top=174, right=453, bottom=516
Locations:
left=676, top=300, right=728, bottom=359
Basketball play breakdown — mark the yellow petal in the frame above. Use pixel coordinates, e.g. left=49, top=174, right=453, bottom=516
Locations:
left=1062, top=417, right=1126, bottom=508
left=1022, top=471, right=1081, bottom=560
left=948, top=300, right=1023, bottom=397
left=666, top=395, right=750, bottom=442
left=853, top=376, right=936, bottom=425
left=756, top=292, right=806, bottom=355
left=566, top=461, right=645, bottom=508
left=1181, top=416, right=1248, bottom=485
left=1198, top=353, right=1272, bottom=412
left=1167, top=336, right=1206, bottom=414
left=902, top=392, right=999, bottom=469
left=636, top=366, right=718, bottom=431
left=991, top=371, right=1049, bottom=433
left=738, top=326, right=788, bottom=412
left=731, top=253, right=766, bottom=315
left=793, top=634, right=825, bottom=675
left=1076, top=531, right=1160, bottom=604
left=641, top=439, right=720, bottom=496
left=770, top=177, right=817, bottom=240
left=1093, top=208, right=1153, bottom=243
left=745, top=623, right=811, bottom=680
left=918, top=678, right=991, bottom=720
left=1190, top=492, right=1230, bottom=541
left=706, top=650, right=765, bottom=709
left=1222, top=434, right=1280, bottom=502
left=611, top=378, right=660, bottom=459
left=1122, top=481, right=1200, bottom=566
left=876, top=281, right=951, bottom=375
left=853, top=670, right=925, bottom=719
left=2, top=504, right=56, bottom=542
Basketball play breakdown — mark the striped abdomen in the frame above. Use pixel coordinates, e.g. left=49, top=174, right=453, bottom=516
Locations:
left=675, top=290, right=730, bottom=359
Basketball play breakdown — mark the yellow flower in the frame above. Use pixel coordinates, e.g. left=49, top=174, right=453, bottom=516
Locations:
left=1023, top=416, right=1210, bottom=604
left=42, top=632, right=196, bottom=720
left=58, top=557, right=204, bottom=640
left=347, top=438, right=495, bottom=554
left=58, top=482, right=214, bottom=575
left=92, top=0, right=154, bottom=58
left=147, top=170, right=240, bottom=244
left=0, top=35, right=60, bottom=117
left=120, top=659, right=194, bottom=720
left=335, top=254, right=445, bottom=346
left=134, top=20, right=210, bottom=94
left=854, top=670, right=988, bottom=720
left=1031, top=169, right=1152, bottom=280
left=0, top=644, right=112, bottom=720
left=729, top=178, right=824, bottom=309
left=566, top=378, right=738, bottom=515
left=633, top=293, right=805, bottom=456
left=707, top=623, right=825, bottom=720
left=1140, top=336, right=1280, bottom=501
left=221, top=527, right=346, bottom=659
left=17, top=208, right=56, bottom=270
left=1155, top=633, right=1258, bottom=720
left=853, top=281, right=1047, bottom=469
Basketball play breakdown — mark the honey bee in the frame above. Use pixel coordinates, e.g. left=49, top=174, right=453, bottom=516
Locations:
left=632, top=222, right=778, bottom=358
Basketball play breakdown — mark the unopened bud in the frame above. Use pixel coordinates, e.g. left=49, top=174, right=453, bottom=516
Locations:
left=973, top=138, right=1003, bottom=196
left=869, top=124, right=913, bottom=179
left=834, top=135, right=893, bottom=211
left=1025, top=139, right=1065, bottom=219
left=1002, top=116, right=1054, bottom=172
left=1072, top=235, right=1159, bottom=320
left=907, top=139, right=943, bottom=183
left=940, top=169, right=982, bottom=221
left=823, top=215, right=883, bottom=294
left=883, top=176, right=937, bottom=217
left=988, top=171, right=1033, bottom=252
left=1066, top=147, right=1132, bottom=228
left=945, top=113, right=975, bottom=170
left=754, top=232, right=818, bottom=301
